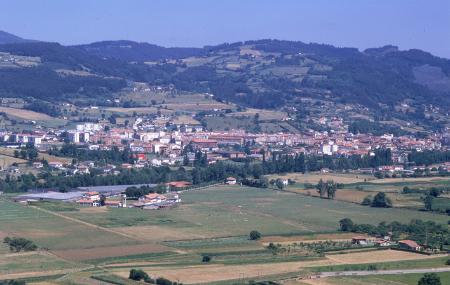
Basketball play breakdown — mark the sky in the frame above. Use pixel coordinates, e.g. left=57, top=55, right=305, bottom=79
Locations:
left=1, top=0, right=449, bottom=58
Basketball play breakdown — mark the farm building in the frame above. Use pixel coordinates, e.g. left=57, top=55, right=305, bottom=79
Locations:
left=398, top=240, right=422, bottom=251
left=226, top=177, right=237, bottom=185
left=351, top=236, right=370, bottom=245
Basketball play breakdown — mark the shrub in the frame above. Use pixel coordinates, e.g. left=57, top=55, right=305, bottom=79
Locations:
left=249, top=230, right=261, bottom=240
left=156, top=277, right=173, bottom=285
left=418, top=273, right=441, bottom=285
left=3, top=237, right=37, bottom=252
left=371, top=192, right=392, bottom=208
left=361, top=195, right=372, bottom=206
left=202, top=255, right=211, bottom=262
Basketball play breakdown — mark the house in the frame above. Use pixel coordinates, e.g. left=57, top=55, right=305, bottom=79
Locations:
left=77, top=199, right=100, bottom=207
left=139, top=193, right=166, bottom=204
left=374, top=239, right=391, bottom=247
left=166, top=181, right=192, bottom=190
left=32, top=162, right=43, bottom=169
left=398, top=240, right=421, bottom=251
left=225, top=177, right=237, bottom=185
left=82, top=191, right=100, bottom=201
left=48, top=161, right=64, bottom=169
left=104, top=200, right=122, bottom=208
left=351, top=236, right=369, bottom=245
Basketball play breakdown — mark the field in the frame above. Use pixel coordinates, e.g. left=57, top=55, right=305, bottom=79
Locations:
left=0, top=153, right=27, bottom=168
left=276, top=172, right=450, bottom=209
left=266, top=172, right=374, bottom=184
left=0, top=107, right=53, bottom=121
left=64, top=185, right=449, bottom=237
left=0, top=185, right=448, bottom=284
left=0, top=147, right=72, bottom=164
left=297, top=272, right=450, bottom=285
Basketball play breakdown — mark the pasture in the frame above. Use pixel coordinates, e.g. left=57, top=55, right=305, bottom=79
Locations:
left=66, top=185, right=448, bottom=238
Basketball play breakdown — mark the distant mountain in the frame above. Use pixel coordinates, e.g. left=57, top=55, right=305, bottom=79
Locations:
left=0, top=30, right=34, bottom=44
left=0, top=31, right=449, bottom=126
left=75, top=40, right=205, bottom=62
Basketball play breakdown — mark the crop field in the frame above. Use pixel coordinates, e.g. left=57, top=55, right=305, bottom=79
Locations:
left=0, top=185, right=448, bottom=284
left=0, top=107, right=53, bottom=121
left=0, top=252, right=84, bottom=279
left=302, top=272, right=450, bottom=285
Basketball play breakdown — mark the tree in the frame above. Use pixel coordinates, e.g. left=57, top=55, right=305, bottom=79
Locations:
left=423, top=195, right=434, bottom=211
left=371, top=192, right=392, bottom=208
left=3, top=237, right=37, bottom=252
left=316, top=179, right=327, bottom=198
left=339, top=218, right=354, bottom=232
left=129, top=269, right=149, bottom=281
left=99, top=194, right=106, bottom=206
left=418, top=273, right=441, bottom=285
left=275, top=179, right=285, bottom=190
left=326, top=180, right=337, bottom=199
left=249, top=230, right=261, bottom=240
left=202, top=255, right=211, bottom=262
left=362, top=195, right=372, bottom=205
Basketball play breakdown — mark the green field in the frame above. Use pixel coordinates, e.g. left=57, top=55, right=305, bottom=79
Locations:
left=1, top=186, right=448, bottom=284
left=0, top=198, right=134, bottom=250
left=326, top=272, right=450, bottom=285
left=65, top=185, right=448, bottom=237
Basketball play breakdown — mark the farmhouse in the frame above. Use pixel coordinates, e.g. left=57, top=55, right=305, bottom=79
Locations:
left=166, top=181, right=192, bottom=190
left=226, top=177, right=237, bottom=185
left=351, top=236, right=369, bottom=245
left=398, top=240, right=422, bottom=251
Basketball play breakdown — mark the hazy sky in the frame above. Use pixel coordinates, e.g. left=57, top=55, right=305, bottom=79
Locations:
left=1, top=0, right=449, bottom=58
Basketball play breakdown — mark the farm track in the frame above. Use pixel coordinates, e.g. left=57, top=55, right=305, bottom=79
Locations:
left=29, top=206, right=143, bottom=241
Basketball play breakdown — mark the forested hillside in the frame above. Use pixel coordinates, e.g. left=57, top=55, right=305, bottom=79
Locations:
left=1, top=31, right=449, bottom=122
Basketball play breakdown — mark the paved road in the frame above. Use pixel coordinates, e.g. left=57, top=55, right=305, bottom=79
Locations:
left=311, top=267, right=450, bottom=278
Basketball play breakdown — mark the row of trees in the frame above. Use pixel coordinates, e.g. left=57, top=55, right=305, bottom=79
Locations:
left=48, top=144, right=135, bottom=165
left=129, top=269, right=182, bottom=285
left=339, top=218, right=449, bottom=250
left=0, top=147, right=394, bottom=193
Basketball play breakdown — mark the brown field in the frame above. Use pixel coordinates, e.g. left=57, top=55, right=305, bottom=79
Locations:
left=266, top=173, right=374, bottom=184
left=295, top=189, right=370, bottom=204
left=51, top=243, right=171, bottom=261
left=113, top=259, right=333, bottom=284
left=0, top=147, right=71, bottom=164
left=0, top=154, right=27, bottom=168
left=324, top=250, right=438, bottom=264
left=0, top=107, right=53, bottom=121
left=171, top=115, right=200, bottom=125
left=112, top=250, right=434, bottom=284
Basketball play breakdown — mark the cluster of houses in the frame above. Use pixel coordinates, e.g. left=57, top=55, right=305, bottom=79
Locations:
left=15, top=183, right=183, bottom=210
left=351, top=235, right=423, bottom=252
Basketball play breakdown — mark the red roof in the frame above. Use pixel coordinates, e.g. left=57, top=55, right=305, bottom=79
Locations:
left=167, top=181, right=192, bottom=188
left=399, top=240, right=420, bottom=248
